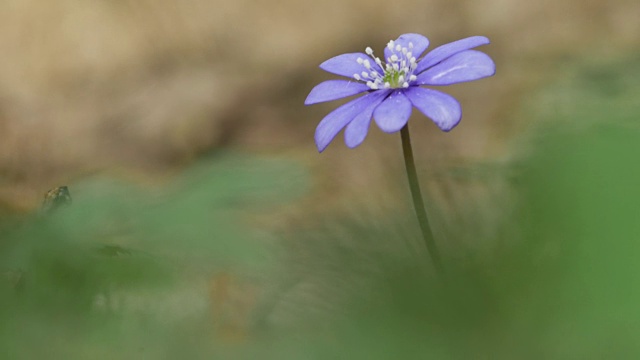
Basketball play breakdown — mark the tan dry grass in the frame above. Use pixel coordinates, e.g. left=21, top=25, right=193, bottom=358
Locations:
left=0, top=0, right=638, bottom=210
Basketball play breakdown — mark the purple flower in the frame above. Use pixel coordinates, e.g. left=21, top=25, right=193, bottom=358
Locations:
left=305, top=34, right=496, bottom=152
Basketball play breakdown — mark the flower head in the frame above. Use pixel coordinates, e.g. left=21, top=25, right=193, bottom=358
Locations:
left=305, top=34, right=496, bottom=152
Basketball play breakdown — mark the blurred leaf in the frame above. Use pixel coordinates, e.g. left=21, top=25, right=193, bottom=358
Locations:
left=0, top=152, right=308, bottom=358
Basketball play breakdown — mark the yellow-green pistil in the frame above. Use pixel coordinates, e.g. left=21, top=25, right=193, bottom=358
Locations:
left=353, top=40, right=419, bottom=90
left=383, top=69, right=406, bottom=88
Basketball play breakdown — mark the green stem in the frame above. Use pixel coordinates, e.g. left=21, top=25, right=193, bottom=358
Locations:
left=400, top=124, right=444, bottom=274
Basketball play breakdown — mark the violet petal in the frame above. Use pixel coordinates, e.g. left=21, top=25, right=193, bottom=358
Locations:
left=384, top=33, right=430, bottom=61
left=344, top=94, right=387, bottom=148
left=416, top=50, right=495, bottom=86
left=404, top=87, right=462, bottom=131
left=415, top=36, right=490, bottom=74
left=305, top=80, right=371, bottom=105
left=373, top=90, right=413, bottom=133
left=315, top=90, right=390, bottom=152
left=320, top=53, right=383, bottom=78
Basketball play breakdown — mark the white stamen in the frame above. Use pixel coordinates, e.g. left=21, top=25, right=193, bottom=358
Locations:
left=357, top=39, right=419, bottom=90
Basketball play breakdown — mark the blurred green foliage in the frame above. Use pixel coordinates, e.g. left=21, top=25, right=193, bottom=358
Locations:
left=0, top=153, right=308, bottom=359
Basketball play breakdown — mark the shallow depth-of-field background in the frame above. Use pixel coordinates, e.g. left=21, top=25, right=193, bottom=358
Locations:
left=1, top=0, right=639, bottom=358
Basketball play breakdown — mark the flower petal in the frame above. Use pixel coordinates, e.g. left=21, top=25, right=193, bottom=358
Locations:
left=415, top=36, right=490, bottom=74
left=344, top=93, right=387, bottom=148
left=373, top=90, right=413, bottom=133
left=319, top=53, right=383, bottom=78
left=416, top=50, right=496, bottom=86
left=304, top=80, right=370, bottom=105
left=404, top=87, right=462, bottom=131
left=315, top=90, right=390, bottom=152
left=384, top=33, right=430, bottom=61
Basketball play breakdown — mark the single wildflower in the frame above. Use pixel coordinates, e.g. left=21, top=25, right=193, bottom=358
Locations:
left=305, top=33, right=496, bottom=152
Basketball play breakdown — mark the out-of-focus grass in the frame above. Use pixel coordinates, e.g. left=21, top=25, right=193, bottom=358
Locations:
left=0, top=153, right=308, bottom=359
left=2, top=55, right=640, bottom=359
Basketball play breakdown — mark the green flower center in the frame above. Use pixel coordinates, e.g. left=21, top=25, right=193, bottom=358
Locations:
left=353, top=40, right=419, bottom=90
left=382, top=70, right=407, bottom=89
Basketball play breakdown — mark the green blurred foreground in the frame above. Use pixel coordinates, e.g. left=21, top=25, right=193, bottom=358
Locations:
left=2, top=57, right=640, bottom=359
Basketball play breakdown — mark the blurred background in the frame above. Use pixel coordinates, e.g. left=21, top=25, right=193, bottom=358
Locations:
left=1, top=0, right=638, bottom=210
left=1, top=0, right=639, bottom=358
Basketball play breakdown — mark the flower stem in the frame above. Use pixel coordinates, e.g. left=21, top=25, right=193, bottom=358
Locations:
left=400, top=124, right=444, bottom=274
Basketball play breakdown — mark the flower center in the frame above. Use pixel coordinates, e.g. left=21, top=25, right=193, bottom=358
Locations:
left=382, top=69, right=406, bottom=88
left=353, top=40, right=419, bottom=90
